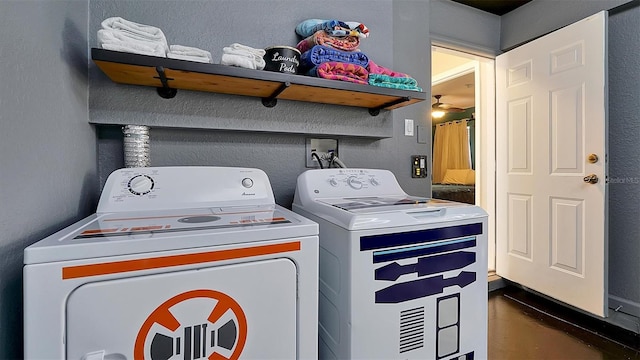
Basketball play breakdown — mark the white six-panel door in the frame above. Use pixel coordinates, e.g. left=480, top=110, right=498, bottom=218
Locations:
left=496, top=12, right=608, bottom=317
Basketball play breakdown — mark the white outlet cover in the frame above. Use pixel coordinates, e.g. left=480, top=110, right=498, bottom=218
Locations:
left=405, top=119, right=414, bottom=136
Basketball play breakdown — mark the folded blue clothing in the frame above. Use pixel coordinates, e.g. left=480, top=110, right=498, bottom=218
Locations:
left=300, top=45, right=369, bottom=71
left=295, top=19, right=348, bottom=38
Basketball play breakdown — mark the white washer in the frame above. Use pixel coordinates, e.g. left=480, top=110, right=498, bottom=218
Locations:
left=24, top=166, right=318, bottom=360
left=293, top=168, right=488, bottom=360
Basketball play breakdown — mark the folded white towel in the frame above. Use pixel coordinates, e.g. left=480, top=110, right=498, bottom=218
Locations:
left=101, top=17, right=168, bottom=50
left=221, top=53, right=265, bottom=70
left=168, top=52, right=212, bottom=63
left=224, top=43, right=266, bottom=57
left=169, top=45, right=212, bottom=58
left=222, top=44, right=266, bottom=70
left=98, top=29, right=167, bottom=57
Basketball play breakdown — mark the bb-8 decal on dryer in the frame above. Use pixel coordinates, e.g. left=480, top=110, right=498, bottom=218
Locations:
left=23, top=166, right=319, bottom=360
left=134, top=289, right=247, bottom=360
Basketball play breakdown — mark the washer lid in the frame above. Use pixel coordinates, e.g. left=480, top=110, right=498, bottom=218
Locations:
left=317, top=196, right=434, bottom=212
left=24, top=204, right=317, bottom=264
left=295, top=197, right=486, bottom=230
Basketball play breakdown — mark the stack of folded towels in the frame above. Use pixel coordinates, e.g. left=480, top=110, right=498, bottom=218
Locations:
left=98, top=17, right=212, bottom=63
left=294, top=18, right=421, bottom=91
left=220, top=43, right=266, bottom=70
left=98, top=17, right=169, bottom=57
left=295, top=19, right=370, bottom=85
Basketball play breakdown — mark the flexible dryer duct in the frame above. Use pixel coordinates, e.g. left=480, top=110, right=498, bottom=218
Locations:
left=122, top=125, right=150, bottom=167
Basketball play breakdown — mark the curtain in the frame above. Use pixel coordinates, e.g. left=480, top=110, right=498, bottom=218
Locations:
left=432, top=120, right=471, bottom=183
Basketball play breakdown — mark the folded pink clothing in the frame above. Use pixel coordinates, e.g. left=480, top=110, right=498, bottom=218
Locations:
left=296, top=30, right=360, bottom=53
left=367, top=59, right=410, bottom=78
left=314, top=61, right=369, bottom=85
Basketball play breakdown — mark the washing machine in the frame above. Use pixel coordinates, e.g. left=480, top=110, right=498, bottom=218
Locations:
left=292, top=168, right=488, bottom=360
left=24, top=166, right=318, bottom=360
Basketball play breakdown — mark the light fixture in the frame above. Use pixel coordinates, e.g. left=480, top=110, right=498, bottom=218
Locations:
left=432, top=94, right=465, bottom=119
left=432, top=110, right=445, bottom=118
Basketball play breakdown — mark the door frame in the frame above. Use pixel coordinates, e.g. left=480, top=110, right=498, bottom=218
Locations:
left=431, top=45, right=496, bottom=271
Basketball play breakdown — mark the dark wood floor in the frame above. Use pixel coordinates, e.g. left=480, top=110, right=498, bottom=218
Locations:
left=489, top=286, right=640, bottom=359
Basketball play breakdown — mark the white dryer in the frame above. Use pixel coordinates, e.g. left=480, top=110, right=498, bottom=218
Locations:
left=24, top=166, right=318, bottom=360
left=293, top=168, right=488, bottom=360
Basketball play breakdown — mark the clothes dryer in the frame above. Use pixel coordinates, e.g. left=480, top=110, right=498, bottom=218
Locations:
left=293, top=168, right=487, bottom=360
left=24, top=166, right=318, bottom=360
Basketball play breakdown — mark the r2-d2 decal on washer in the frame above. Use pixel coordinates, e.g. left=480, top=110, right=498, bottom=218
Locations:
left=292, top=168, right=488, bottom=360
left=363, top=223, right=481, bottom=358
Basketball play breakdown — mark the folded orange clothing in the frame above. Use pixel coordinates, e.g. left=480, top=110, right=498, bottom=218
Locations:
left=296, top=30, right=360, bottom=53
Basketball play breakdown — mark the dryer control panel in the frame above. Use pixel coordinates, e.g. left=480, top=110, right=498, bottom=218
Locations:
left=97, top=166, right=276, bottom=213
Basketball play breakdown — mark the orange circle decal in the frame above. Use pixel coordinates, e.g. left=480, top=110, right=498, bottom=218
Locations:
left=134, top=289, right=247, bottom=360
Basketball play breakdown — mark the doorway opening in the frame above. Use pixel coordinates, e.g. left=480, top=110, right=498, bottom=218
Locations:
left=431, top=45, right=496, bottom=272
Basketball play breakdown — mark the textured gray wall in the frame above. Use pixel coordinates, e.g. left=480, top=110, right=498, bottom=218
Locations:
left=91, top=0, right=433, bottom=205
left=0, top=1, right=95, bottom=358
left=5, top=1, right=634, bottom=358
left=607, top=1, right=640, bottom=314
left=501, top=0, right=633, bottom=50
left=429, top=0, right=501, bottom=55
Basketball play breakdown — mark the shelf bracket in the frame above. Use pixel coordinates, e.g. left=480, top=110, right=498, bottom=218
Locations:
left=154, top=66, right=177, bottom=99
left=368, top=96, right=412, bottom=116
left=261, top=82, right=291, bottom=108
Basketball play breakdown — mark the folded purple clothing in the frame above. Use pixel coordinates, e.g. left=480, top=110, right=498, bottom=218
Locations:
left=300, top=45, right=369, bottom=71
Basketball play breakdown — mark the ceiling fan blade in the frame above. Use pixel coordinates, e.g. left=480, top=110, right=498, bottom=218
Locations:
left=432, top=95, right=467, bottom=113
left=432, top=102, right=465, bottom=112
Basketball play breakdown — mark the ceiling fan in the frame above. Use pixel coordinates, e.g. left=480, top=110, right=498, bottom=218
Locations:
left=432, top=95, right=465, bottom=114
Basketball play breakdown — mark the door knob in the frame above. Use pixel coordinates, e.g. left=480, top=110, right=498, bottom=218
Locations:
left=587, top=154, right=599, bottom=163
left=583, top=174, right=599, bottom=184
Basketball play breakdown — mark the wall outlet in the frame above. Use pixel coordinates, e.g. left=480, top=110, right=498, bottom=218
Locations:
left=306, top=138, right=338, bottom=168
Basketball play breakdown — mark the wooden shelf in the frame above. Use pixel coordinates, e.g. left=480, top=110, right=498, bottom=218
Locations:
left=91, top=48, right=426, bottom=116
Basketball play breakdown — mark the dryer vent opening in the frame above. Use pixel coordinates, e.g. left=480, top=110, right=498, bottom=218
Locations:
left=123, top=125, right=150, bottom=167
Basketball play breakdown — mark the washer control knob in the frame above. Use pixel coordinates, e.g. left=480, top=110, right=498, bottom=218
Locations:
left=370, top=177, right=380, bottom=186
left=329, top=178, right=339, bottom=187
left=347, top=177, right=363, bottom=190
left=241, top=178, right=254, bottom=188
left=128, top=175, right=154, bottom=195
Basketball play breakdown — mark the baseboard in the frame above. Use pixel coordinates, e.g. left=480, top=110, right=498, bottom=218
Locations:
left=500, top=284, right=640, bottom=351
left=488, top=273, right=506, bottom=292
left=610, top=295, right=640, bottom=318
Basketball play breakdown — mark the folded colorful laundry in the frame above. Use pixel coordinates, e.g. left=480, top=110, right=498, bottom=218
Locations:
left=307, top=61, right=369, bottom=85
left=296, top=30, right=360, bottom=54
left=367, top=60, right=411, bottom=78
left=300, top=45, right=369, bottom=72
left=295, top=19, right=370, bottom=39
left=368, top=73, right=422, bottom=91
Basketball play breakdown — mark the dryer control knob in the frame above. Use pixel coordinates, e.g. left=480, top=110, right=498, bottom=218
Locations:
left=347, top=177, right=363, bottom=189
left=370, top=177, right=380, bottom=186
left=329, top=178, right=339, bottom=187
left=128, top=175, right=154, bottom=195
left=241, top=178, right=254, bottom=188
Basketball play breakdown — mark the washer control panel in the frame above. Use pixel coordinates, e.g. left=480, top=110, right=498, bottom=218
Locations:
left=97, top=167, right=275, bottom=213
left=297, top=168, right=405, bottom=199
